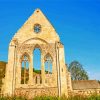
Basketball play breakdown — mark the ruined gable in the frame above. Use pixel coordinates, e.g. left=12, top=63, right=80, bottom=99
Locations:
left=12, top=9, right=60, bottom=44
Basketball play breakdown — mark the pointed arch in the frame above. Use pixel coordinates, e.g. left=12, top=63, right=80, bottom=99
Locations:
left=33, top=44, right=42, bottom=53
left=44, top=53, right=53, bottom=62
left=20, top=52, right=30, bottom=63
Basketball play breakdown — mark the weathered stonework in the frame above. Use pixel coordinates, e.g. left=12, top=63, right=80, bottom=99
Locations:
left=15, top=87, right=58, bottom=98
left=2, top=9, right=68, bottom=97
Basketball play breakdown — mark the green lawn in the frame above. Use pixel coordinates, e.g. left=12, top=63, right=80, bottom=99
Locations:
left=0, top=95, right=100, bottom=100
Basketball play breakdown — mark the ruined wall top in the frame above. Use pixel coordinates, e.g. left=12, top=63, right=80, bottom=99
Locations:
left=10, top=9, right=60, bottom=45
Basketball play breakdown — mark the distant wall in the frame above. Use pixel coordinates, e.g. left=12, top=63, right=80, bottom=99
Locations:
left=70, top=89, right=100, bottom=96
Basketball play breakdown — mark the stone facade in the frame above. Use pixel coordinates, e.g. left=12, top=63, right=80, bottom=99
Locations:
left=2, top=8, right=100, bottom=98
left=2, top=9, right=68, bottom=97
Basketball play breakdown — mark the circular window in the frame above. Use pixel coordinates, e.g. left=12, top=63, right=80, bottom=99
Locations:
left=34, top=24, right=41, bottom=33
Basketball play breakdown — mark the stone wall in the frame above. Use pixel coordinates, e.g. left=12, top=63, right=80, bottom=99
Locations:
left=15, top=87, right=58, bottom=98
left=3, top=9, right=68, bottom=97
left=70, top=89, right=100, bottom=96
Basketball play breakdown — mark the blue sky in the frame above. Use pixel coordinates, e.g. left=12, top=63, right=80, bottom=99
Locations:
left=0, top=0, right=100, bottom=80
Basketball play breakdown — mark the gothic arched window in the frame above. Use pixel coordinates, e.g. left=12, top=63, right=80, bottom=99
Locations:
left=21, top=54, right=29, bottom=84
left=33, top=45, right=42, bottom=84
left=44, top=53, right=53, bottom=74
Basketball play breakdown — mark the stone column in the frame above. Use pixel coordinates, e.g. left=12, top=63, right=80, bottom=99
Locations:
left=57, top=43, right=68, bottom=96
left=16, top=54, right=21, bottom=87
left=48, top=61, right=50, bottom=74
left=41, top=53, right=45, bottom=85
left=37, top=76, right=41, bottom=84
left=24, top=61, right=26, bottom=84
left=29, top=54, right=33, bottom=85
left=68, top=72, right=72, bottom=91
left=3, top=44, right=16, bottom=95
left=52, top=59, right=57, bottom=86
left=56, top=43, right=61, bottom=97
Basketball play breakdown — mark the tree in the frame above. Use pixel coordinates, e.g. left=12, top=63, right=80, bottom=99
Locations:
left=68, top=61, right=89, bottom=80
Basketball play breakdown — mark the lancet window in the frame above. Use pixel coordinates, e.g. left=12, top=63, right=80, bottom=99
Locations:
left=21, top=54, right=29, bottom=84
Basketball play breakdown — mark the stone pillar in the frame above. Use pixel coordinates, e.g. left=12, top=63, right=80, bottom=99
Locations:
left=58, top=43, right=68, bottom=96
left=29, top=54, right=33, bottom=85
left=67, top=72, right=72, bottom=91
left=24, top=61, right=26, bottom=84
left=15, top=54, right=21, bottom=87
left=56, top=42, right=68, bottom=97
left=41, top=53, right=45, bottom=85
left=3, top=42, right=16, bottom=95
left=48, top=61, right=50, bottom=74
left=56, top=43, right=61, bottom=97
left=51, top=58, right=57, bottom=87
left=37, top=76, right=41, bottom=84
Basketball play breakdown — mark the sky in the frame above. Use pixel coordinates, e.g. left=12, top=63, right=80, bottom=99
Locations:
left=0, top=0, right=100, bottom=80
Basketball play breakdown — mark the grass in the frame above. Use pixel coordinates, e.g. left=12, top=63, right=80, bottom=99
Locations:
left=0, top=95, right=100, bottom=100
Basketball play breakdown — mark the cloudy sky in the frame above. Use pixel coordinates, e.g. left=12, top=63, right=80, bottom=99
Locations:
left=0, top=0, right=100, bottom=80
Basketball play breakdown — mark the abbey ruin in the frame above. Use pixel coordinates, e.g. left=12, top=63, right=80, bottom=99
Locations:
left=1, top=9, right=100, bottom=98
